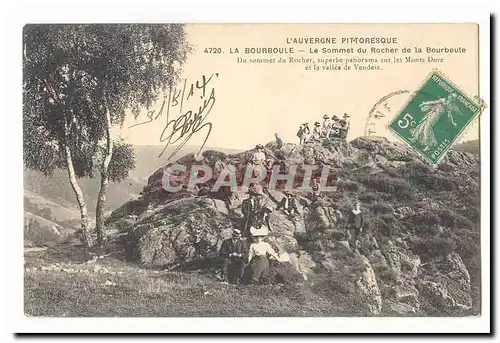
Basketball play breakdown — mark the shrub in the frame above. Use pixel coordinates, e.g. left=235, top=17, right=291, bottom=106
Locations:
left=359, top=174, right=414, bottom=200
left=411, top=211, right=440, bottom=227
left=370, top=202, right=394, bottom=215
left=358, top=191, right=378, bottom=203
left=411, top=236, right=456, bottom=257
left=436, top=209, right=456, bottom=227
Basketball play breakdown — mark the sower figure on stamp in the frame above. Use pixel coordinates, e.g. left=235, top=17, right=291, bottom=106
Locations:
left=218, top=228, right=247, bottom=284
left=347, top=200, right=364, bottom=253
left=409, top=92, right=463, bottom=152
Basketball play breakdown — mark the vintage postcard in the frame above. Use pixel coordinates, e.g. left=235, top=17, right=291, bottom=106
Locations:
left=20, top=21, right=488, bottom=332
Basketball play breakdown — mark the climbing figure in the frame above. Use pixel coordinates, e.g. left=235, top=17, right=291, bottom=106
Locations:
left=242, top=184, right=272, bottom=236
left=347, top=200, right=364, bottom=252
left=218, top=228, right=247, bottom=284
left=243, top=226, right=280, bottom=284
left=277, top=190, right=300, bottom=218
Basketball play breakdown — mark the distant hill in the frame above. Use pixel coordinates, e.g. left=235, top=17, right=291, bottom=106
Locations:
left=23, top=144, right=243, bottom=218
left=452, top=140, right=479, bottom=154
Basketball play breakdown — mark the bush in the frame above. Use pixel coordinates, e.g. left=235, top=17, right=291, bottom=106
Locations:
left=359, top=174, right=414, bottom=200
left=411, top=211, right=440, bottom=227
left=359, top=191, right=378, bottom=203
left=411, top=236, right=456, bottom=257
left=370, top=202, right=394, bottom=215
left=338, top=180, right=359, bottom=192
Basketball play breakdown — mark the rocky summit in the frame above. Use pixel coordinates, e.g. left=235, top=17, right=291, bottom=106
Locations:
left=106, top=137, right=480, bottom=316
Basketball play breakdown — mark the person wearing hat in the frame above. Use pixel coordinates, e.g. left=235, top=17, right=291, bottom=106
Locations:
left=328, top=115, right=342, bottom=139
left=252, top=144, right=266, bottom=165
left=297, top=123, right=310, bottom=145
left=243, top=226, right=280, bottom=284
left=342, top=113, right=351, bottom=131
left=347, top=200, right=364, bottom=252
left=274, top=133, right=284, bottom=150
left=321, top=114, right=331, bottom=137
left=242, top=184, right=271, bottom=236
left=312, top=121, right=322, bottom=141
left=338, top=118, right=348, bottom=140
left=218, top=228, right=247, bottom=283
left=277, top=190, right=300, bottom=217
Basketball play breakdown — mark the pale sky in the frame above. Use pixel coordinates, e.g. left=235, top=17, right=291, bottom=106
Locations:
left=120, top=23, right=480, bottom=151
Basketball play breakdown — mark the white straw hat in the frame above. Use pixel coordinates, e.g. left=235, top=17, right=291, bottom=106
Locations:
left=250, top=225, right=269, bottom=237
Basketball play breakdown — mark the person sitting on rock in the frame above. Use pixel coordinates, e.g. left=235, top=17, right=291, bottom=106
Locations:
left=243, top=226, right=280, bottom=284
left=242, top=184, right=272, bottom=236
left=218, top=228, right=247, bottom=284
left=277, top=190, right=300, bottom=218
left=252, top=144, right=266, bottom=165
left=347, top=200, right=364, bottom=252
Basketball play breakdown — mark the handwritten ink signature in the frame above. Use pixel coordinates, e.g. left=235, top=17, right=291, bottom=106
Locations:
left=129, top=73, right=219, bottom=161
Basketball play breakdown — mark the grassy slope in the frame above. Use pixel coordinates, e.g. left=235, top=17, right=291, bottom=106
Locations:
left=24, top=245, right=366, bottom=317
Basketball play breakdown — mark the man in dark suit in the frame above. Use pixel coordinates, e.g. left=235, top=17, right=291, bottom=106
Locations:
left=242, top=184, right=272, bottom=236
left=218, top=229, right=247, bottom=283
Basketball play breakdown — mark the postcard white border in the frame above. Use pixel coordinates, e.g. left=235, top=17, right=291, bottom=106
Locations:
left=2, top=0, right=492, bottom=335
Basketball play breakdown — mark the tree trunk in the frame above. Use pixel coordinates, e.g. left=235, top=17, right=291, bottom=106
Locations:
left=95, top=105, right=113, bottom=247
left=63, top=141, right=93, bottom=247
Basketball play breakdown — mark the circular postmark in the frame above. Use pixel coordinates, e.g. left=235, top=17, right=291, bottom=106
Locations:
left=364, top=90, right=410, bottom=137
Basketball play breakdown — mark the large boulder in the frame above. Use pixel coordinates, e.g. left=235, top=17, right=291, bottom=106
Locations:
left=126, top=197, right=234, bottom=267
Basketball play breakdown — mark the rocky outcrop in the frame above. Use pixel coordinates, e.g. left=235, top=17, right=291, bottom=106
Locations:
left=107, top=136, right=479, bottom=316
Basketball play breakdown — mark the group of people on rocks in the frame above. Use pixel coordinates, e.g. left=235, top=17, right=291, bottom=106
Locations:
left=297, top=112, right=351, bottom=144
left=216, top=180, right=366, bottom=285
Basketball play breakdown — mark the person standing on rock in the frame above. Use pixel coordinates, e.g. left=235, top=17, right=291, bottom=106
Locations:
left=297, top=123, right=310, bottom=145
left=274, top=133, right=284, bottom=150
left=218, top=229, right=247, bottom=284
left=321, top=114, right=331, bottom=137
left=243, top=227, right=280, bottom=284
left=242, top=184, right=272, bottom=236
left=312, top=122, right=322, bottom=141
left=347, top=200, right=364, bottom=252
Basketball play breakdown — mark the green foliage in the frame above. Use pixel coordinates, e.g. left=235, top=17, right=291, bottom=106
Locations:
left=23, top=24, right=190, bottom=180
left=108, top=141, right=136, bottom=182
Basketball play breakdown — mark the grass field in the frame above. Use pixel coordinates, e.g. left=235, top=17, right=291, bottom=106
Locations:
left=24, top=244, right=367, bottom=317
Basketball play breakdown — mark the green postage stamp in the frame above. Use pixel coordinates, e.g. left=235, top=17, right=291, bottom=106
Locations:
left=388, top=70, right=482, bottom=165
